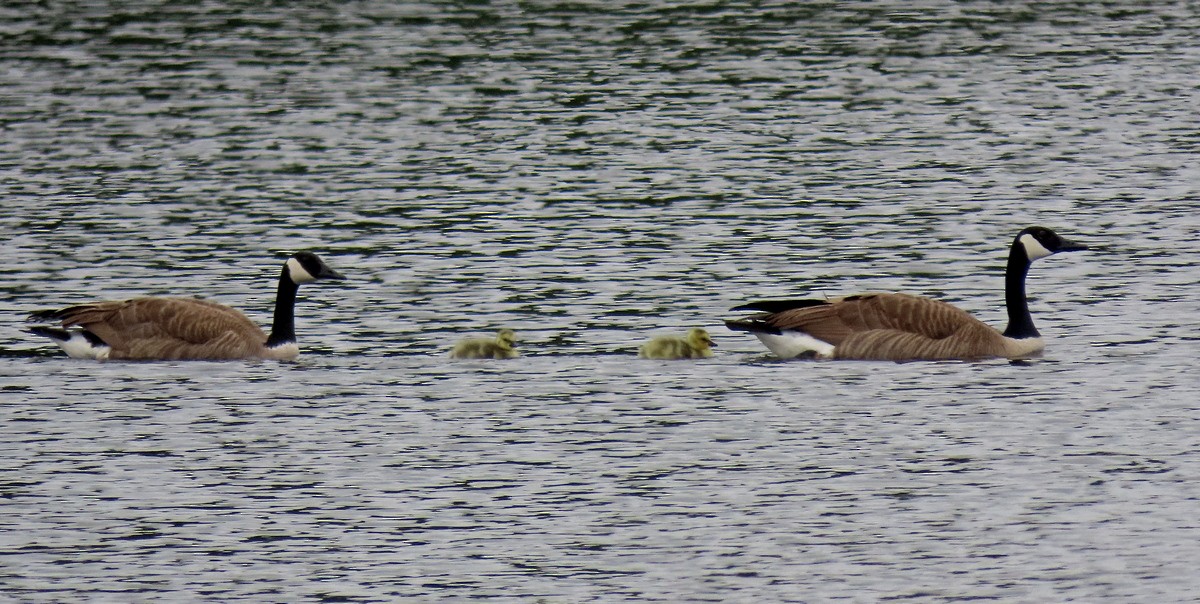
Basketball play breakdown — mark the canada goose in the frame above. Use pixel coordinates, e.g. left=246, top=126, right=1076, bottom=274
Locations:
left=638, top=327, right=716, bottom=360
left=725, top=226, right=1088, bottom=361
left=449, top=328, right=519, bottom=360
left=26, top=251, right=345, bottom=361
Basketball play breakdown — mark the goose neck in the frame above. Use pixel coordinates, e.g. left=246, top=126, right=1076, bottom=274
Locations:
left=1002, top=243, right=1039, bottom=339
left=265, top=268, right=299, bottom=348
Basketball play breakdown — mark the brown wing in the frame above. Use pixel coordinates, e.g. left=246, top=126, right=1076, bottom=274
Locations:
left=833, top=321, right=1007, bottom=360
left=51, top=297, right=267, bottom=360
left=758, top=293, right=983, bottom=343
left=751, top=293, right=1008, bottom=360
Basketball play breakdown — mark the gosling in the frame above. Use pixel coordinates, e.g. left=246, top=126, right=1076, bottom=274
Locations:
left=449, top=328, right=519, bottom=360
left=638, top=328, right=716, bottom=360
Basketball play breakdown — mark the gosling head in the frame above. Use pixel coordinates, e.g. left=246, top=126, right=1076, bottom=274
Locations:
left=687, top=328, right=715, bottom=350
left=496, top=328, right=518, bottom=348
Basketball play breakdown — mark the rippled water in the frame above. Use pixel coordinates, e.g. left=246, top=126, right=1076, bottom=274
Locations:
left=2, top=1, right=1198, bottom=602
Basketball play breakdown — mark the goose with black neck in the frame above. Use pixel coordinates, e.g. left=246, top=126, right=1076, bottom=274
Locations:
left=725, top=226, right=1089, bottom=361
left=27, top=251, right=345, bottom=361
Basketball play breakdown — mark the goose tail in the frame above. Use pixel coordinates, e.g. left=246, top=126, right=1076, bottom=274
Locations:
left=27, top=308, right=70, bottom=323
left=26, top=326, right=111, bottom=360
left=724, top=318, right=781, bottom=335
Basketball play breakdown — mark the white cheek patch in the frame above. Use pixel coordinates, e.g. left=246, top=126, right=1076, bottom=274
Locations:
left=286, top=257, right=316, bottom=283
left=1019, top=234, right=1053, bottom=261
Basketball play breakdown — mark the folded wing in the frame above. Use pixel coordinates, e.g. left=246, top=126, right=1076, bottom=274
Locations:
left=38, top=297, right=267, bottom=360
left=735, top=293, right=1007, bottom=361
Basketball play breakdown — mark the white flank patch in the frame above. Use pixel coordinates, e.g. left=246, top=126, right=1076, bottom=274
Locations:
left=265, top=341, right=301, bottom=360
left=1019, top=233, right=1053, bottom=261
left=1005, top=336, right=1046, bottom=359
left=59, top=331, right=111, bottom=361
left=756, top=331, right=836, bottom=359
left=286, top=257, right=316, bottom=284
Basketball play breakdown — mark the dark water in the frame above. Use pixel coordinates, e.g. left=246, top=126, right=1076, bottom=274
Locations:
left=2, top=1, right=1198, bottom=601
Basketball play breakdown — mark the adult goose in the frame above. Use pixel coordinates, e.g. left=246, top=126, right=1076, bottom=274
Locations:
left=27, top=251, right=345, bottom=361
left=639, top=327, right=716, bottom=360
left=724, top=226, right=1088, bottom=361
left=449, top=328, right=519, bottom=360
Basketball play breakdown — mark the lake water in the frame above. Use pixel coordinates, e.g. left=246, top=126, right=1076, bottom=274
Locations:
left=1, top=1, right=1198, bottom=601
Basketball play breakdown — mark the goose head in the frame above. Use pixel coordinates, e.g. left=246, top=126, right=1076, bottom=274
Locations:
left=1015, top=226, right=1088, bottom=262
left=285, top=252, right=346, bottom=284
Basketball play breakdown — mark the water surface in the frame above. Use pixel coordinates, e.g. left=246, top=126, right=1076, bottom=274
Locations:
left=1, top=2, right=1198, bottom=602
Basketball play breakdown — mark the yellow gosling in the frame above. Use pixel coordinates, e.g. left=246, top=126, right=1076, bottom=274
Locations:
left=449, top=328, right=519, bottom=360
left=638, top=328, right=715, bottom=360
